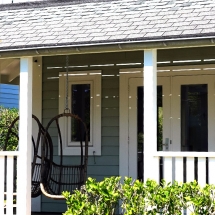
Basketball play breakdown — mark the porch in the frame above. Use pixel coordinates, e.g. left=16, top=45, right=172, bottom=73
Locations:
left=1, top=47, right=215, bottom=214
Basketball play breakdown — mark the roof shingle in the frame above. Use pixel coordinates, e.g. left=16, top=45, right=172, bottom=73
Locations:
left=0, top=0, right=215, bottom=51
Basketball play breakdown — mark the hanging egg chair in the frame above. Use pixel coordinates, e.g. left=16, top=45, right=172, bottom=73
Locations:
left=4, top=114, right=52, bottom=198
left=40, top=113, right=88, bottom=200
left=40, top=55, right=89, bottom=200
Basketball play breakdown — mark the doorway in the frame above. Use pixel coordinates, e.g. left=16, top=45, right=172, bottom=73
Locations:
left=127, top=74, right=214, bottom=180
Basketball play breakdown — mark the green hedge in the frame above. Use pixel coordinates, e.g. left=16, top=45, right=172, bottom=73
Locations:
left=63, top=177, right=215, bottom=215
left=0, top=106, right=19, bottom=151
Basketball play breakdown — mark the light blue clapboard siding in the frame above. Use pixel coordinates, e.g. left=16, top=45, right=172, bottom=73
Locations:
left=40, top=48, right=215, bottom=212
left=0, top=84, right=19, bottom=108
left=41, top=55, right=121, bottom=213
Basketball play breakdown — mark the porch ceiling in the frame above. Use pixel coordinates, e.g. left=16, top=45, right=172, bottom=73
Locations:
left=0, top=59, right=20, bottom=83
left=0, top=0, right=215, bottom=58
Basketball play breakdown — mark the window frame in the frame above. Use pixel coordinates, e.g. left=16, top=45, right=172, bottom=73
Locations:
left=59, top=70, right=101, bottom=156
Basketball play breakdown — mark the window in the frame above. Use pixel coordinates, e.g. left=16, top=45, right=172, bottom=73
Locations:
left=71, top=84, right=91, bottom=142
left=59, top=71, right=101, bottom=155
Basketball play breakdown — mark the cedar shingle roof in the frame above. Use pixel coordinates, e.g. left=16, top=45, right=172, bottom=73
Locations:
left=0, top=0, right=215, bottom=51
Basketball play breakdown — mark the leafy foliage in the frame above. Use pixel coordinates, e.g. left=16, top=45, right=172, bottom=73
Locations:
left=63, top=177, right=121, bottom=215
left=63, top=177, right=215, bottom=215
left=0, top=106, right=19, bottom=151
left=184, top=181, right=215, bottom=215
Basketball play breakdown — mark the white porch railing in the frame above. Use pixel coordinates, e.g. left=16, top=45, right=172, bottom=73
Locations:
left=154, top=152, right=215, bottom=185
left=0, top=151, right=19, bottom=215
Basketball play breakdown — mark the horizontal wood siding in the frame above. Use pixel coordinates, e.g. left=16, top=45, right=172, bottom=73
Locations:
left=0, top=84, right=19, bottom=108
left=41, top=52, right=139, bottom=212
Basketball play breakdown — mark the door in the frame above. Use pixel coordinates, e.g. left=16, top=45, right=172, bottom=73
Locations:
left=128, top=75, right=215, bottom=180
left=128, top=77, right=170, bottom=180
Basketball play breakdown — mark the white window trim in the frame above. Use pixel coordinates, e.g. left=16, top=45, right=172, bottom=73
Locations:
left=59, top=70, right=101, bottom=156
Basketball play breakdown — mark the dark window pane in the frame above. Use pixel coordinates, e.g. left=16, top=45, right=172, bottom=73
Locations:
left=71, top=84, right=90, bottom=141
left=181, top=84, right=208, bottom=152
left=157, top=86, right=163, bottom=151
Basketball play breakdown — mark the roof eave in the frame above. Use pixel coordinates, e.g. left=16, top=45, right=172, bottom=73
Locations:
left=0, top=36, right=215, bottom=59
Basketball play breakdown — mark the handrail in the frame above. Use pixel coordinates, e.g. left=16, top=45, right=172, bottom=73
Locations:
left=154, top=151, right=215, bottom=158
left=0, top=151, right=19, bottom=156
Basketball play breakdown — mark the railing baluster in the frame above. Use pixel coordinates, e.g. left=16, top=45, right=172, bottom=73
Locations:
left=209, top=158, right=215, bottom=184
left=175, top=157, right=183, bottom=183
left=198, top=157, right=206, bottom=186
left=163, top=157, right=172, bottom=183
left=154, top=156, right=160, bottom=183
left=6, top=156, right=14, bottom=215
left=175, top=157, right=184, bottom=214
left=0, top=152, right=19, bottom=215
left=0, top=156, right=5, bottom=215
left=186, top=157, right=194, bottom=182
left=186, top=157, right=194, bottom=215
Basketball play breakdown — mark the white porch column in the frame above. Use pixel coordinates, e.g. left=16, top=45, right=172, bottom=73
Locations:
left=17, top=57, right=32, bottom=215
left=143, top=50, right=159, bottom=182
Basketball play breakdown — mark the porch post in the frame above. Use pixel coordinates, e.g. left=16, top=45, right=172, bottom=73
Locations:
left=17, top=57, right=32, bottom=215
left=143, top=50, right=159, bottom=182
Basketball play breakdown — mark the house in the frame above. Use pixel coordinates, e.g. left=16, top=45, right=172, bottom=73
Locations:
left=0, top=59, right=19, bottom=108
left=0, top=84, right=19, bottom=108
left=1, top=0, right=215, bottom=214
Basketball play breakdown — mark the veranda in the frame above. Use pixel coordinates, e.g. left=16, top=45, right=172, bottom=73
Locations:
left=1, top=47, right=215, bottom=215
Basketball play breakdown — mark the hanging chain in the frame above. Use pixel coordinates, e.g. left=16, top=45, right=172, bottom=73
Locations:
left=65, top=55, right=69, bottom=112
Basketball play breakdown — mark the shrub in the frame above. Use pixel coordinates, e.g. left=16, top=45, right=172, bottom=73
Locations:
left=63, top=177, right=121, bottom=215
left=0, top=106, right=19, bottom=151
left=63, top=177, right=215, bottom=215
left=121, top=177, right=148, bottom=214
left=184, top=181, right=215, bottom=215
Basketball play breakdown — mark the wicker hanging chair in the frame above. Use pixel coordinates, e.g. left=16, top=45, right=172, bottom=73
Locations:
left=4, top=114, right=53, bottom=198
left=40, top=112, right=88, bottom=200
